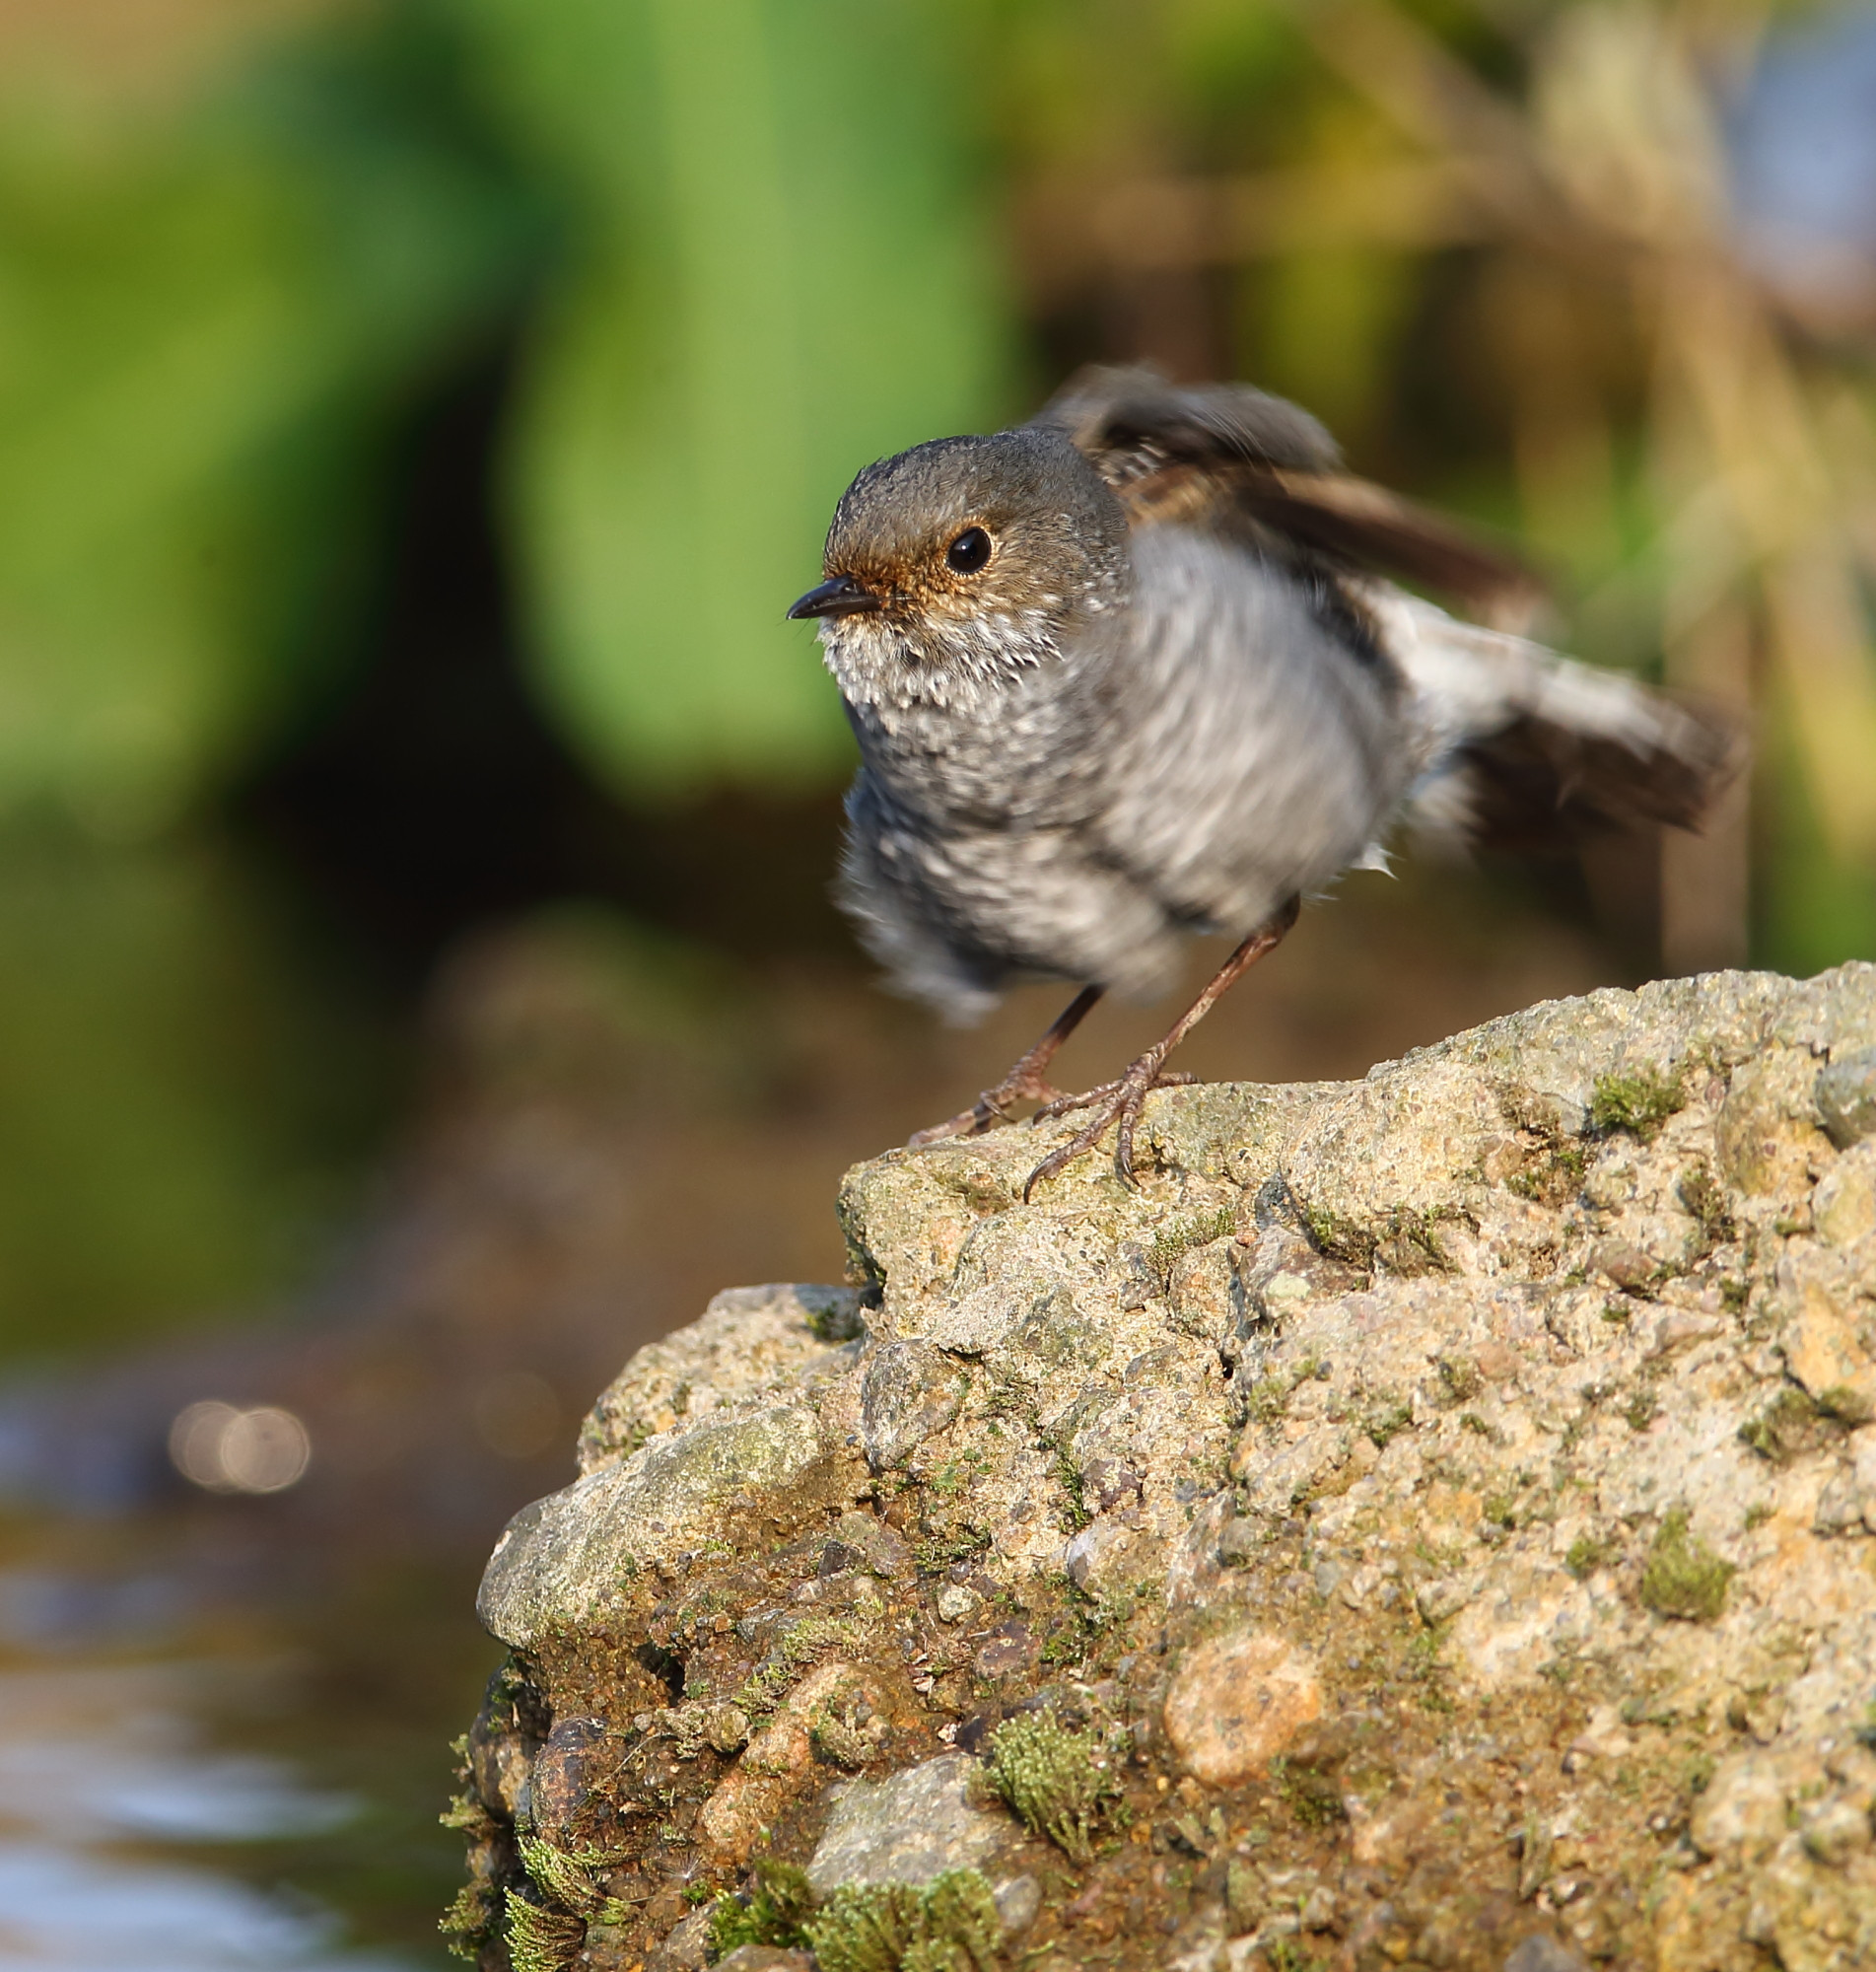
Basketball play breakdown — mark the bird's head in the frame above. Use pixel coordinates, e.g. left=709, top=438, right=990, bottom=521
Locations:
left=790, top=426, right=1131, bottom=711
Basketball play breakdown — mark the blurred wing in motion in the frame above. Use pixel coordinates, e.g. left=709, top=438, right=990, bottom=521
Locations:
left=1365, top=586, right=1747, bottom=854
left=1034, top=363, right=1545, bottom=625
left=1037, top=363, right=1743, bottom=854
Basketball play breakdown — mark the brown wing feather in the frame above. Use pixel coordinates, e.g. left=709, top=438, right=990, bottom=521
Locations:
left=1454, top=711, right=1741, bottom=852
left=1038, top=363, right=1345, bottom=475
left=1366, top=589, right=1747, bottom=856
left=1034, top=364, right=1542, bottom=623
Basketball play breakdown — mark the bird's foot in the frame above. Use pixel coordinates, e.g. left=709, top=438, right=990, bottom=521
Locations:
left=907, top=1065, right=1074, bottom=1148
left=1022, top=1062, right=1198, bottom=1199
left=907, top=985, right=1108, bottom=1152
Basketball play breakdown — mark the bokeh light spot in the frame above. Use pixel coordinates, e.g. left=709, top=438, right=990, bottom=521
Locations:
left=169, top=1401, right=311, bottom=1494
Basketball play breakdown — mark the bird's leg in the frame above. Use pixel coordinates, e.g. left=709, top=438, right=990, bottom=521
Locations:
left=1023, top=895, right=1301, bottom=1200
left=908, top=985, right=1105, bottom=1147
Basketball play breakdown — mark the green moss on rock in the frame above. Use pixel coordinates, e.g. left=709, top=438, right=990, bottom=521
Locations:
left=804, top=1869, right=1002, bottom=1972
left=517, top=1833, right=618, bottom=1917
left=985, top=1709, right=1121, bottom=1865
left=439, top=1880, right=498, bottom=1962
left=446, top=963, right=1876, bottom=1972
left=1638, top=1508, right=1735, bottom=1621
left=1588, top=1065, right=1687, bottom=1141
left=1738, top=1387, right=1825, bottom=1464
left=504, top=1890, right=588, bottom=1972
left=1564, top=1533, right=1611, bottom=1580
left=709, top=1858, right=814, bottom=1958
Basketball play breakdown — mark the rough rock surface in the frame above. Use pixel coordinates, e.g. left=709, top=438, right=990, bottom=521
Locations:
left=449, top=966, right=1876, bottom=1972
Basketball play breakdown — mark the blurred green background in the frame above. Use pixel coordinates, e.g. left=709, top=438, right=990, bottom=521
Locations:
left=0, top=0, right=1872, bottom=1357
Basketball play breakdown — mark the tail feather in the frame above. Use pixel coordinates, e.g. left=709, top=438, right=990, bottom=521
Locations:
left=1364, top=586, right=1745, bottom=855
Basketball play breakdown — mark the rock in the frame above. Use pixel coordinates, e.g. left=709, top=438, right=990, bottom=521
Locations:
left=1216, top=1515, right=1261, bottom=1568
left=1167, top=1237, right=1239, bottom=1345
left=528, top=1716, right=625, bottom=1848
left=974, top=1623, right=1035, bottom=1679
left=859, top=1340, right=969, bottom=1471
left=806, top=1754, right=1026, bottom=1890
left=450, top=962, right=1876, bottom=1972
left=700, top=1660, right=874, bottom=1861
left=479, top=1402, right=828, bottom=1646
left=819, top=1509, right=911, bottom=1581
left=1690, top=1752, right=1795, bottom=1862
left=1812, top=1143, right=1876, bottom=1248
left=1063, top=1518, right=1136, bottom=1593
left=1799, top=1797, right=1873, bottom=1868
left=1817, top=1048, right=1876, bottom=1149
left=1812, top=1427, right=1876, bottom=1535
left=580, top=1283, right=860, bottom=1470
left=467, top=1707, right=531, bottom=1823
left=715, top=1951, right=812, bottom=1972
left=1162, top=1630, right=1321, bottom=1785
left=703, top=1703, right=751, bottom=1755
left=1718, top=1047, right=1834, bottom=1197
left=1778, top=1248, right=1876, bottom=1418
left=1502, top=1939, right=1590, bottom=1972
left=993, top=1872, right=1041, bottom=1934
left=646, top=1906, right=715, bottom=1972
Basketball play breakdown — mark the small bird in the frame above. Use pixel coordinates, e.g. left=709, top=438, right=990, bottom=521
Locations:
left=789, top=366, right=1739, bottom=1196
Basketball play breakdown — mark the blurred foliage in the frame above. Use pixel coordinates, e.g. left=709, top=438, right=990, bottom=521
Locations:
left=0, top=0, right=1872, bottom=1349
left=3, top=0, right=1869, bottom=883
left=0, top=8, right=541, bottom=832
left=0, top=0, right=1003, bottom=1348
left=462, top=0, right=1006, bottom=790
left=0, top=0, right=1005, bottom=817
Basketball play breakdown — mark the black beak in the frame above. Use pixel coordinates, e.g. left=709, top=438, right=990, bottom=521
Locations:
left=787, top=574, right=882, bottom=621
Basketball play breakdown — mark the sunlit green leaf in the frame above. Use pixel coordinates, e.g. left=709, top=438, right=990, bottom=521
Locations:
left=0, top=14, right=537, bottom=829
left=459, top=0, right=1008, bottom=790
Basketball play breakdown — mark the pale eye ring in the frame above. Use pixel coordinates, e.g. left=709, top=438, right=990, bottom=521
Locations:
left=944, top=526, right=993, bottom=575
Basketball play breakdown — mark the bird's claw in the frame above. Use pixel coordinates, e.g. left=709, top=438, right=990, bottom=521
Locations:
left=908, top=1073, right=1071, bottom=1148
left=1031, top=1067, right=1194, bottom=1123
left=1021, top=1062, right=1194, bottom=1199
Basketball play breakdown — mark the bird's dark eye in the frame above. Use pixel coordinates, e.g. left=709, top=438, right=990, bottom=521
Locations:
left=944, top=527, right=993, bottom=575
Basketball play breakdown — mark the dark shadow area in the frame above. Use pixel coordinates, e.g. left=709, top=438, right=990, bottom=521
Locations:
left=237, top=346, right=856, bottom=999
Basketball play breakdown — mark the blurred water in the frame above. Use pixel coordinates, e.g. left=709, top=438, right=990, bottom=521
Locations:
left=0, top=1847, right=405, bottom=1972
left=0, top=1452, right=488, bottom=1972
left=0, top=1653, right=412, bottom=1972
